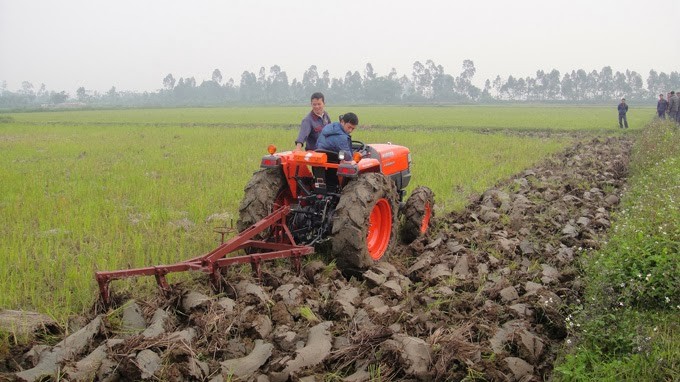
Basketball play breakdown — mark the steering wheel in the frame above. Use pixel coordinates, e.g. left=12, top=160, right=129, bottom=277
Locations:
left=351, top=140, right=366, bottom=152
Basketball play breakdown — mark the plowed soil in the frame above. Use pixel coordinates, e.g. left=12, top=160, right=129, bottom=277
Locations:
left=1, top=136, right=633, bottom=382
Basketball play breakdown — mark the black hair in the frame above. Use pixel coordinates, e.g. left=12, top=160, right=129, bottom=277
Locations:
left=339, top=112, right=359, bottom=125
left=310, top=92, right=325, bottom=102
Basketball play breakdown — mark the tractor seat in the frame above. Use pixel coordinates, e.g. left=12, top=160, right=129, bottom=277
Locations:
left=314, top=149, right=340, bottom=164
left=312, top=150, right=340, bottom=192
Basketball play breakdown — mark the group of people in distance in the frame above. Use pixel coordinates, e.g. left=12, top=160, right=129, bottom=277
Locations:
left=294, top=92, right=358, bottom=159
left=618, top=91, right=680, bottom=129
left=657, top=91, right=680, bottom=124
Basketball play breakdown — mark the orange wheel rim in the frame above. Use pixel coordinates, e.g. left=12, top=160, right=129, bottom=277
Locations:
left=420, top=201, right=432, bottom=233
left=367, top=198, right=392, bottom=260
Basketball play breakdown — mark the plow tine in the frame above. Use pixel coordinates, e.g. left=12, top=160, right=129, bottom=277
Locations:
left=94, top=205, right=315, bottom=308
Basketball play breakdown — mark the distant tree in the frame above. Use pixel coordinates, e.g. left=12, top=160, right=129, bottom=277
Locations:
left=289, top=78, right=305, bottom=102
left=20, top=81, right=35, bottom=96
left=328, top=77, right=345, bottom=102
left=50, top=90, right=69, bottom=104
left=598, top=66, right=614, bottom=100
left=364, top=63, right=376, bottom=81
left=482, top=79, right=492, bottom=98
left=613, top=71, right=630, bottom=98
left=239, top=70, right=259, bottom=102
left=669, top=71, right=680, bottom=92
left=319, top=70, right=330, bottom=92
left=412, top=61, right=432, bottom=98
left=571, top=69, right=588, bottom=101
left=302, top=65, right=320, bottom=95
left=388, top=68, right=398, bottom=81
left=455, top=59, right=480, bottom=100
left=646, top=69, right=660, bottom=95
left=561, top=72, right=575, bottom=101
left=492, top=75, right=502, bottom=98
left=344, top=70, right=363, bottom=102
left=399, top=74, right=416, bottom=100
left=212, top=69, right=223, bottom=84
left=185, top=77, right=196, bottom=88
left=267, top=65, right=290, bottom=103
left=544, top=69, right=561, bottom=100
left=107, top=86, right=118, bottom=98
left=364, top=76, right=401, bottom=103
left=586, top=70, right=599, bottom=100
left=37, top=84, right=47, bottom=98
left=163, top=73, right=176, bottom=90
left=76, top=86, right=88, bottom=102
left=627, top=70, right=644, bottom=99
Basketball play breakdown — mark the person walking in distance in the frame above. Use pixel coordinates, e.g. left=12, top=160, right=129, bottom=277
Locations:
left=669, top=91, right=680, bottom=124
left=657, top=93, right=669, bottom=119
left=617, top=98, right=629, bottom=129
left=294, top=92, right=331, bottom=152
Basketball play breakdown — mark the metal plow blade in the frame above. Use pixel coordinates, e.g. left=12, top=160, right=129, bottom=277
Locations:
left=95, top=205, right=314, bottom=306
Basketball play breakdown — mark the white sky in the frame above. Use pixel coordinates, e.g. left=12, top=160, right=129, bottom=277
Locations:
left=1, top=0, right=679, bottom=93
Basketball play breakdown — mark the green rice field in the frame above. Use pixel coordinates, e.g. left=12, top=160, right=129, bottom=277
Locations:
left=0, top=106, right=648, bottom=322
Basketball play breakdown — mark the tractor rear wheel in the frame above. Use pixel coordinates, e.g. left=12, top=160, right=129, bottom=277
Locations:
left=399, top=186, right=435, bottom=244
left=236, top=167, right=291, bottom=238
left=332, top=173, right=399, bottom=271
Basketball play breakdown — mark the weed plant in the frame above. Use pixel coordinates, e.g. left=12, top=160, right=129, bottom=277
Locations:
left=554, top=120, right=680, bottom=381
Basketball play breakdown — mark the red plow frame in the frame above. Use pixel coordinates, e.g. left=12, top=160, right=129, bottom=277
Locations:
left=95, top=205, right=314, bottom=306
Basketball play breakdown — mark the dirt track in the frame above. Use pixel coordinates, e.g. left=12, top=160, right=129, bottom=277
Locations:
left=2, top=136, right=633, bottom=382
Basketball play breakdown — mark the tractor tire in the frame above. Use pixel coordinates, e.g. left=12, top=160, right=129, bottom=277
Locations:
left=399, top=186, right=435, bottom=244
left=331, top=173, right=399, bottom=271
left=236, top=167, right=289, bottom=237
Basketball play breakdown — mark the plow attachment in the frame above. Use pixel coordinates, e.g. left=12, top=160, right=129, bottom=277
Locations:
left=95, top=205, right=314, bottom=306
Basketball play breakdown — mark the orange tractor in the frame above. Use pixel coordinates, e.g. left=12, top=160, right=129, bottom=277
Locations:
left=96, top=140, right=434, bottom=305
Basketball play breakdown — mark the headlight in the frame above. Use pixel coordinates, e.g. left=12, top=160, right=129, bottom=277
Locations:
left=338, top=151, right=345, bottom=161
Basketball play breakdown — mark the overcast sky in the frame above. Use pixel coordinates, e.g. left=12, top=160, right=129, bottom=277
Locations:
left=1, top=0, right=678, bottom=94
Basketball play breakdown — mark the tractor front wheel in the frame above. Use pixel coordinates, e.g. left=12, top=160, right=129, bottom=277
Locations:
left=331, top=173, right=399, bottom=271
left=399, top=186, right=435, bottom=244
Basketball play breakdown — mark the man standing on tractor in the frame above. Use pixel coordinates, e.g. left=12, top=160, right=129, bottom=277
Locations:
left=294, top=92, right=331, bottom=152
left=317, top=112, right=359, bottom=159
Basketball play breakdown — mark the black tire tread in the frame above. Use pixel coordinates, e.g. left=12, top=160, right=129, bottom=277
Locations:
left=332, top=173, right=399, bottom=270
left=400, top=186, right=435, bottom=244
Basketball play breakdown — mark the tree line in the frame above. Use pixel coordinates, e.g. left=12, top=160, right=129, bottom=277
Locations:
left=2, top=60, right=679, bottom=109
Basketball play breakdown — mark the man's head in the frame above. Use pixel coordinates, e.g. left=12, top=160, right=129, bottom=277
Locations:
left=310, top=92, right=325, bottom=116
left=621, top=98, right=626, bottom=102
left=672, top=91, right=676, bottom=95
left=660, top=94, right=664, bottom=98
left=339, top=112, right=359, bottom=134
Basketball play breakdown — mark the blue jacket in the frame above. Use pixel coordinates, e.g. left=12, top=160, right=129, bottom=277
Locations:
left=657, top=99, right=668, bottom=113
left=316, top=122, right=352, bottom=159
left=618, top=102, right=628, bottom=115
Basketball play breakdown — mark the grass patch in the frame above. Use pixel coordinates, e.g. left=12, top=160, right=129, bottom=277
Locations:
left=554, top=120, right=680, bottom=381
left=5, top=105, right=653, bottom=132
left=1, top=106, right=587, bottom=323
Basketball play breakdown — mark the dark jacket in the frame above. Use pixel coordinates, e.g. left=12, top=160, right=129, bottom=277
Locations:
left=316, top=122, right=352, bottom=159
left=669, top=94, right=680, bottom=113
left=618, top=102, right=628, bottom=115
left=295, top=111, right=331, bottom=151
left=657, top=99, right=668, bottom=113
